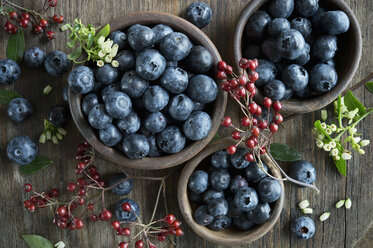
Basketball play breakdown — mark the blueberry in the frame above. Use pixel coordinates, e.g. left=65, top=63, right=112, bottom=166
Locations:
left=7, top=97, right=33, bottom=122
left=290, top=17, right=312, bottom=40
left=246, top=202, right=271, bottom=225
left=230, top=147, right=250, bottom=169
left=44, top=51, right=70, bottom=77
left=324, top=59, right=335, bottom=68
left=101, top=83, right=120, bottom=101
left=95, top=64, right=118, bottom=85
left=245, top=10, right=272, bottom=39
left=290, top=160, right=316, bottom=185
left=142, top=86, right=169, bottom=112
left=136, top=49, right=166, bottom=81
left=117, top=111, right=140, bottom=135
left=186, top=2, right=212, bottom=28
left=208, top=215, right=232, bottom=231
left=147, top=135, right=162, bottom=157
left=262, top=37, right=282, bottom=63
left=109, top=31, right=127, bottom=50
left=202, top=189, right=224, bottom=204
left=115, top=198, right=140, bottom=221
left=120, top=70, right=149, bottom=99
left=104, top=91, right=132, bottom=119
left=311, top=7, right=326, bottom=29
left=294, top=42, right=310, bottom=66
left=194, top=205, right=214, bottom=225
left=233, top=214, right=255, bottom=231
left=115, top=50, right=135, bottom=72
left=230, top=175, right=249, bottom=193
left=210, top=170, right=231, bottom=191
left=122, top=134, right=150, bottom=159
left=7, top=135, right=38, bottom=165
left=24, top=46, right=45, bottom=68
left=291, top=216, right=315, bottom=240
left=91, top=81, right=104, bottom=92
left=152, top=24, right=173, bottom=44
left=0, top=59, right=20, bottom=85
left=88, top=104, right=113, bottom=129
left=99, top=124, right=123, bottom=146
left=156, top=126, right=186, bottom=154
left=127, top=24, right=155, bottom=51
left=282, top=64, right=309, bottom=91
left=234, top=187, right=259, bottom=211
left=187, top=74, right=218, bottom=103
left=283, top=88, right=293, bottom=100
left=168, top=94, right=194, bottom=121
left=207, top=198, right=229, bottom=217
left=144, top=112, right=167, bottom=133
left=109, top=173, right=134, bottom=195
left=321, top=11, right=350, bottom=35
left=268, top=18, right=291, bottom=36
left=309, top=64, right=338, bottom=92
left=188, top=170, right=209, bottom=194
left=68, top=66, right=95, bottom=94
left=183, top=111, right=211, bottom=141
left=166, top=61, right=178, bottom=67
left=295, top=0, right=319, bottom=17
left=227, top=197, right=243, bottom=217
left=159, top=67, right=189, bottom=93
left=258, top=177, right=282, bottom=203
left=245, top=162, right=268, bottom=182
left=263, top=80, right=286, bottom=101
left=276, top=29, right=305, bottom=60
left=82, top=93, right=99, bottom=115
left=255, top=60, right=277, bottom=88
left=211, top=150, right=230, bottom=170
left=244, top=44, right=261, bottom=59
left=185, top=45, right=213, bottom=73
left=269, top=0, right=294, bottom=18
left=294, top=85, right=313, bottom=99
left=312, top=35, right=337, bottom=62
left=48, top=105, right=70, bottom=127
left=63, top=86, right=69, bottom=103
left=159, top=32, right=192, bottom=61
left=189, top=190, right=202, bottom=202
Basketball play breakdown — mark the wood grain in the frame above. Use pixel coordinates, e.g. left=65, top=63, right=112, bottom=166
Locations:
left=0, top=0, right=372, bottom=247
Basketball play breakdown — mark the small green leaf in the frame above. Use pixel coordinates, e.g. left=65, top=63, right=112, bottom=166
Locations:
left=314, top=120, right=331, bottom=139
left=366, top=82, right=373, bottom=94
left=0, top=90, right=22, bottom=105
left=66, top=36, right=77, bottom=48
left=270, top=143, right=302, bottom=162
left=344, top=90, right=366, bottom=116
left=87, top=32, right=94, bottom=48
left=19, top=156, right=53, bottom=175
left=68, top=46, right=82, bottom=61
left=94, top=23, right=110, bottom=41
left=21, top=235, right=53, bottom=248
left=6, top=29, right=25, bottom=64
left=335, top=158, right=347, bottom=176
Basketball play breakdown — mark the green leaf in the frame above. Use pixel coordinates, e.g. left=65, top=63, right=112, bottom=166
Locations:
left=19, top=156, right=53, bottom=175
left=94, top=23, right=110, bottom=41
left=66, top=36, right=77, bottom=48
left=344, top=90, right=366, bottom=116
left=87, top=32, right=94, bottom=48
left=366, top=82, right=373, bottom=94
left=314, top=120, right=332, bottom=140
left=334, top=159, right=347, bottom=176
left=6, top=29, right=25, bottom=64
left=0, top=90, right=22, bottom=105
left=68, top=46, right=82, bottom=61
left=21, top=235, right=53, bottom=248
left=269, top=143, right=302, bottom=162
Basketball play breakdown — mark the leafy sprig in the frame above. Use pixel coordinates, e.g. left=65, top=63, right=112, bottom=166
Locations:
left=39, top=119, right=67, bottom=145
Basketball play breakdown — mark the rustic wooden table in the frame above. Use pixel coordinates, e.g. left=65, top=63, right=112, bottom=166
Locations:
left=0, top=0, right=372, bottom=247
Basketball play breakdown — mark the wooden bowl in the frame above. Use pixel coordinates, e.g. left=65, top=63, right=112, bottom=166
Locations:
left=233, top=0, right=362, bottom=114
left=177, top=138, right=284, bottom=245
left=68, top=12, right=227, bottom=170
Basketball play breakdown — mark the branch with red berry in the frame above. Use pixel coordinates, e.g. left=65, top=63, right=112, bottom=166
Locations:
left=217, top=58, right=319, bottom=192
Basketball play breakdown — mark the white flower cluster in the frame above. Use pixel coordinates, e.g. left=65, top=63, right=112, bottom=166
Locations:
left=54, top=241, right=65, bottom=248
left=96, top=36, right=119, bottom=68
left=333, top=97, right=361, bottom=124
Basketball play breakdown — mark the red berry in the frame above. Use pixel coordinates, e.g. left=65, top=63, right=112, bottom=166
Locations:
left=251, top=127, right=260, bottom=136
left=111, top=221, right=120, bottom=230
left=91, top=172, right=100, bottom=181
left=241, top=117, right=251, bottom=127
left=218, top=61, right=227, bottom=71
left=57, top=15, right=64, bottom=23
left=269, top=122, right=279, bottom=133
left=46, top=31, right=55, bottom=40
left=116, top=227, right=124, bottom=235
left=272, top=101, right=282, bottom=112
left=255, top=105, right=262, bottom=116
left=11, top=25, right=18, bottom=34
left=9, top=11, right=18, bottom=20
left=48, top=0, right=58, bottom=7
left=236, top=86, right=246, bottom=97
left=245, top=138, right=255, bottom=149
left=248, top=102, right=258, bottom=114
left=77, top=178, right=87, bottom=186
left=50, top=188, right=60, bottom=197
left=21, top=13, right=30, bottom=20
left=28, top=204, right=36, bottom=212
left=252, top=59, right=259, bottom=68
left=23, top=183, right=32, bottom=192
left=77, top=143, right=87, bottom=152
left=221, top=116, right=232, bottom=127
left=67, top=183, right=76, bottom=191
left=229, top=79, right=238, bottom=88
left=148, top=243, right=156, bottom=248
left=75, top=219, right=84, bottom=229
left=248, top=70, right=259, bottom=82
left=90, top=214, right=98, bottom=222
left=135, top=240, right=144, bottom=248
left=225, top=65, right=233, bottom=74
left=77, top=161, right=86, bottom=170
left=164, top=214, right=176, bottom=225
left=68, top=222, right=76, bottom=231
left=57, top=220, right=67, bottom=229
left=245, top=153, right=254, bottom=162
left=231, top=131, right=241, bottom=140
left=87, top=203, right=94, bottom=211
left=260, top=147, right=267, bottom=154
left=174, top=228, right=184, bottom=236
left=221, top=79, right=231, bottom=91
left=37, top=199, right=47, bottom=208
left=252, top=118, right=258, bottom=126
left=78, top=197, right=85, bottom=205
left=245, top=82, right=255, bottom=92
left=238, top=74, right=248, bottom=86
left=216, top=70, right=227, bottom=80
left=102, top=209, right=112, bottom=220
left=4, top=21, right=14, bottom=33
left=158, top=234, right=166, bottom=241
left=123, top=227, right=131, bottom=236
left=263, top=97, right=272, bottom=109
left=23, top=200, right=31, bottom=208
left=172, top=220, right=182, bottom=229
left=118, top=242, right=129, bottom=248
left=70, top=203, right=77, bottom=210
left=239, top=58, right=248, bottom=69
left=273, top=113, right=283, bottom=124
left=247, top=60, right=258, bottom=70
left=57, top=206, right=67, bottom=217
left=39, top=19, right=48, bottom=28
left=250, top=87, right=256, bottom=98
left=84, top=141, right=91, bottom=147
left=75, top=167, right=83, bottom=175
left=227, top=145, right=237, bottom=155
left=88, top=165, right=97, bottom=174
left=78, top=188, right=86, bottom=196
left=258, top=119, right=268, bottom=129
left=98, top=180, right=105, bottom=187
left=121, top=202, right=132, bottom=212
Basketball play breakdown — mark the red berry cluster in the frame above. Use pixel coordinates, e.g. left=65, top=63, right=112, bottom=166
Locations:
left=2, top=0, right=63, bottom=40
left=218, top=59, right=284, bottom=162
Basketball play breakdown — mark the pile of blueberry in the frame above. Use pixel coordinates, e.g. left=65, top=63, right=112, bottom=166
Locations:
left=68, top=24, right=218, bottom=160
left=243, top=0, right=350, bottom=100
left=188, top=148, right=282, bottom=231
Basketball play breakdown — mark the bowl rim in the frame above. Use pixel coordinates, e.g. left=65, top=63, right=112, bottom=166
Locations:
left=177, top=137, right=284, bottom=245
left=68, top=11, right=228, bottom=170
left=232, top=0, right=362, bottom=114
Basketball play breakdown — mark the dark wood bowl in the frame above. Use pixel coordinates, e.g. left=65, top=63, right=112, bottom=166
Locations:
left=177, top=138, right=284, bottom=245
left=68, top=12, right=227, bottom=170
left=233, top=0, right=362, bottom=114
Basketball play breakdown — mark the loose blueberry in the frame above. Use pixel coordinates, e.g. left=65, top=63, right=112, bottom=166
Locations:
left=263, top=80, right=286, bottom=101
left=188, top=170, right=209, bottom=194
left=208, top=215, right=232, bottom=231
left=269, top=0, right=294, bottom=18
left=147, top=135, right=162, bottom=157
left=109, top=31, right=127, bottom=50
left=210, top=170, right=231, bottom=191
left=168, top=94, right=194, bottom=121
left=7, top=135, right=38, bottom=165
left=82, top=93, right=99, bottom=115
left=268, top=18, right=291, bottom=36
left=246, top=202, right=271, bottom=225
left=258, top=177, right=282, bottom=203
left=312, top=35, right=337, bottom=62
left=115, top=50, right=135, bottom=72
left=194, top=205, right=214, bottom=226
left=233, top=214, right=255, bottom=231
left=117, top=111, right=141, bottom=135
left=68, top=66, right=95, bottom=94
left=291, top=216, right=315, bottom=240
left=24, top=46, right=45, bottom=68
left=282, top=64, right=309, bottom=91
left=127, top=24, right=155, bottom=51
left=186, top=2, right=212, bottom=28
left=109, top=173, right=134, bottom=195
left=120, top=70, right=149, bottom=99
left=202, top=189, right=224, bottom=204
left=230, top=175, right=249, bottom=193
left=99, top=124, right=123, bottom=146
left=160, top=67, right=189, bottom=94
left=245, top=10, right=272, bottom=40
left=142, top=86, right=169, bottom=112
left=276, top=29, right=305, bottom=60
left=44, top=51, right=70, bottom=77
left=245, top=162, right=268, bottom=182
left=183, top=111, right=211, bottom=141
left=152, top=24, right=173, bottom=44
left=262, top=37, right=282, bottom=63
left=104, top=91, right=132, bottom=119
left=7, top=97, right=33, bottom=123
left=294, top=42, right=310, bottom=66
left=321, top=10, right=350, bottom=35
left=185, top=45, right=213, bottom=73
left=122, top=134, right=149, bottom=159
left=48, top=105, right=70, bottom=127
left=159, top=32, right=192, bottom=61
left=211, top=150, right=230, bottom=170
left=255, top=59, right=277, bottom=88
left=295, top=0, right=319, bottom=17
left=136, top=49, right=166, bottom=81
left=234, top=186, right=259, bottom=211
left=290, top=17, right=312, bottom=40
left=0, top=59, right=20, bottom=85
left=207, top=198, right=229, bottom=217
left=101, top=83, right=119, bottom=102
left=95, top=64, right=118, bottom=85
left=230, top=147, right=250, bottom=169
left=144, top=112, right=167, bottom=133
left=115, top=198, right=140, bottom=221
left=156, top=126, right=186, bottom=154
left=290, top=160, right=316, bottom=185
left=309, top=64, right=338, bottom=92
left=88, top=104, right=113, bottom=129
left=187, top=74, right=218, bottom=103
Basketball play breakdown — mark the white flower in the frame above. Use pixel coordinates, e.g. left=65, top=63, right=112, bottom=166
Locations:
left=341, top=96, right=345, bottom=105
left=111, top=60, right=119, bottom=68
left=353, top=137, right=361, bottom=143
left=360, top=140, right=370, bottom=147
left=98, top=50, right=105, bottom=58
left=341, top=152, right=352, bottom=160
left=321, top=122, right=327, bottom=129
left=319, top=212, right=330, bottom=221
left=357, top=149, right=365, bottom=155
left=345, top=197, right=352, bottom=209
left=330, top=124, right=337, bottom=132
left=330, top=141, right=336, bottom=148
left=110, top=44, right=119, bottom=57
left=97, top=60, right=104, bottom=67
left=298, top=200, right=309, bottom=209
left=54, top=241, right=65, bottom=248
left=323, top=143, right=331, bottom=151
left=341, top=105, right=348, bottom=114
left=105, top=55, right=112, bottom=63
left=347, top=108, right=359, bottom=119
left=331, top=148, right=339, bottom=156
left=349, top=127, right=357, bottom=135
left=321, top=110, right=327, bottom=121
left=335, top=200, right=345, bottom=208
left=317, top=133, right=325, bottom=141
left=316, top=140, right=324, bottom=148
left=334, top=155, right=340, bottom=161
left=106, top=39, right=113, bottom=48
left=326, top=128, right=332, bottom=135
left=97, top=36, right=105, bottom=45
left=302, top=208, right=313, bottom=214
left=103, top=45, right=112, bottom=54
